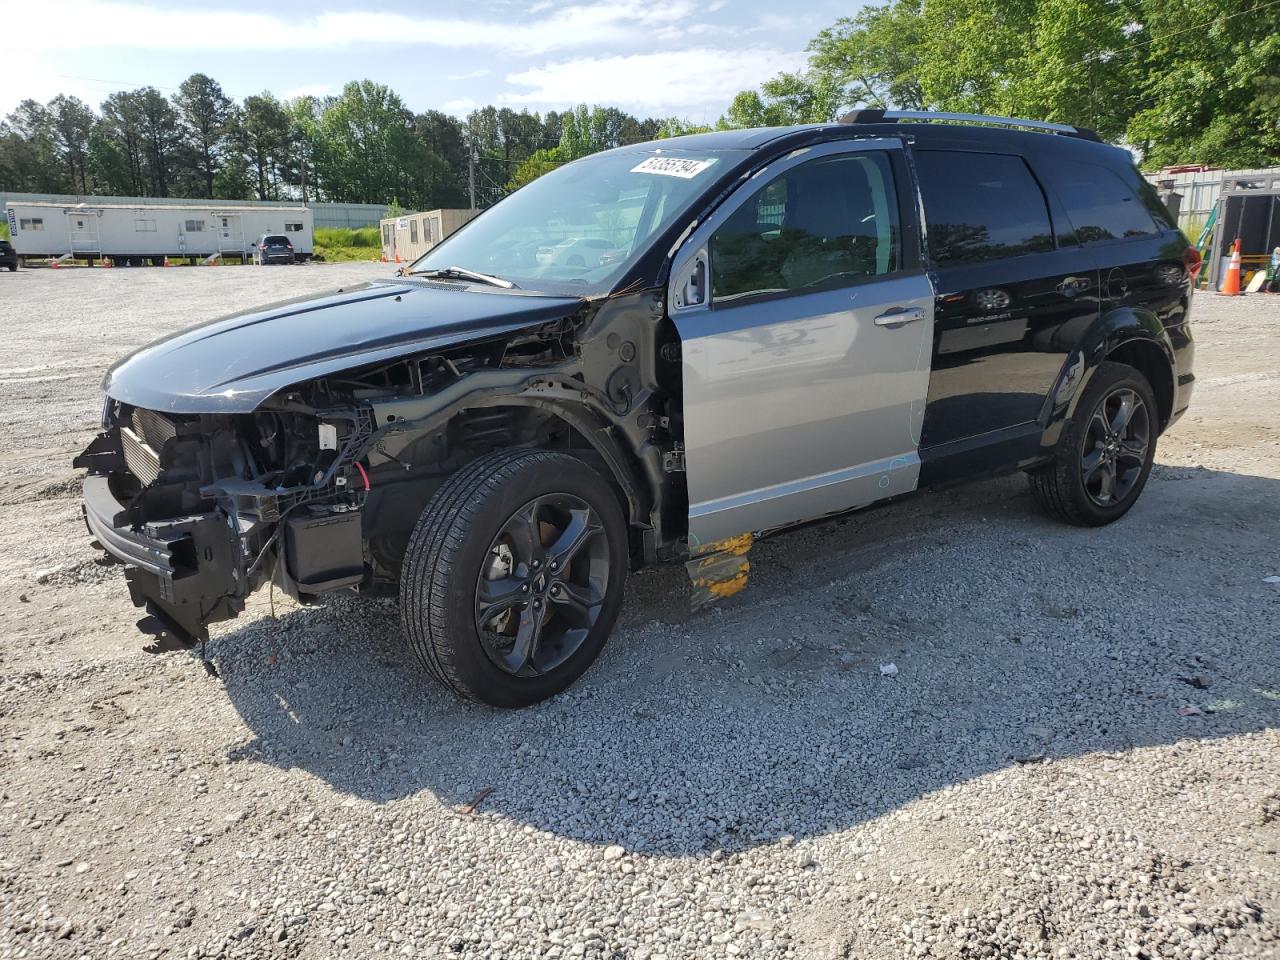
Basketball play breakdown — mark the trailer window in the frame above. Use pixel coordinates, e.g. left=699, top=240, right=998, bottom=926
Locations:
left=20, top=218, right=44, bottom=231
left=135, top=219, right=157, bottom=232
left=285, top=222, right=303, bottom=232
left=185, top=220, right=205, bottom=232
left=410, top=219, right=419, bottom=244
left=382, top=224, right=391, bottom=245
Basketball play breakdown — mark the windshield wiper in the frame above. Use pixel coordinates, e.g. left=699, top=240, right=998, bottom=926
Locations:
left=408, top=265, right=519, bottom=289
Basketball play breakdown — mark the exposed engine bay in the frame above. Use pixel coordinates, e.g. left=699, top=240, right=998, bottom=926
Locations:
left=76, top=285, right=688, bottom=646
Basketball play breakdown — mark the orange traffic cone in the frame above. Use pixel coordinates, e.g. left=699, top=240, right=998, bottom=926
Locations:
left=1219, top=240, right=1243, bottom=296
left=380, top=253, right=388, bottom=263
left=100, top=257, right=113, bottom=268
left=394, top=251, right=401, bottom=263
left=163, top=256, right=172, bottom=268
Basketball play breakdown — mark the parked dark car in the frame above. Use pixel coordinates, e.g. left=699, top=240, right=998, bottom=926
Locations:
left=0, top=239, right=18, bottom=271
left=253, top=234, right=294, bottom=265
left=77, top=111, right=1196, bottom=707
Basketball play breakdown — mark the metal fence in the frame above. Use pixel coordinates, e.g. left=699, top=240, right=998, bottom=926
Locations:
left=1144, top=166, right=1280, bottom=232
left=0, top=192, right=389, bottom=230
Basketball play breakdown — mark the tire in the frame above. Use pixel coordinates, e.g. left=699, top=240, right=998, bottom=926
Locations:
left=6, top=264, right=15, bottom=272
left=1028, top=361, right=1158, bottom=526
left=400, top=449, right=629, bottom=707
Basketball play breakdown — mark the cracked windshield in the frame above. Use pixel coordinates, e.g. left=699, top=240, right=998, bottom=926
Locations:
left=408, top=150, right=726, bottom=295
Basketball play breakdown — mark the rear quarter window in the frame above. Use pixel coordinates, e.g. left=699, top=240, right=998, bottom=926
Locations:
left=1050, top=162, right=1162, bottom=244
left=914, top=150, right=1054, bottom=266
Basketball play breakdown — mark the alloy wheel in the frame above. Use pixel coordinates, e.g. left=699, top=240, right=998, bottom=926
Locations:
left=474, top=494, right=610, bottom=677
left=1080, top=387, right=1150, bottom=507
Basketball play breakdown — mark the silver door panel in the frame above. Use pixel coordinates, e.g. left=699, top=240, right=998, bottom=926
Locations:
left=680, top=273, right=934, bottom=545
left=668, top=138, right=935, bottom=547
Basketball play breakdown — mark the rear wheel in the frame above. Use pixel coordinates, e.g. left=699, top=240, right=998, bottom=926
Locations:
left=400, top=449, right=628, bottom=707
left=1028, top=361, right=1158, bottom=526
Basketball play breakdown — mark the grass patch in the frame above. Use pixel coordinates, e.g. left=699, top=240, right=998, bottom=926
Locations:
left=314, top=245, right=383, bottom=263
left=315, top=226, right=381, bottom=248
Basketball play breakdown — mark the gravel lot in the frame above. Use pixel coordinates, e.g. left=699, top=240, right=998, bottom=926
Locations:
left=1, top=263, right=1277, bottom=960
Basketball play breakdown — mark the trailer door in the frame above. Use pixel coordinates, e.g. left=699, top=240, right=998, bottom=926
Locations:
left=67, top=211, right=100, bottom=256
left=218, top=214, right=244, bottom=255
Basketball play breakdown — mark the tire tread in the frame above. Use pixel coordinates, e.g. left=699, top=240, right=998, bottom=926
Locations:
left=1027, top=361, right=1156, bottom=527
left=400, top=449, right=591, bottom=703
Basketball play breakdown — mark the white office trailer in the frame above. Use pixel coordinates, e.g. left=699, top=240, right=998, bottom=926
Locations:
left=4, top=201, right=313, bottom=265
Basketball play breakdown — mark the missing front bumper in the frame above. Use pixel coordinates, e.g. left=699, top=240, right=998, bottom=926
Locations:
left=82, top=473, right=245, bottom=643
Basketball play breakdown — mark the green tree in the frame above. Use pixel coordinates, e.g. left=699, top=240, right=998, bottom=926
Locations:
left=314, top=80, right=426, bottom=204
left=1127, top=0, right=1280, bottom=166
left=135, top=87, right=181, bottom=196
left=86, top=122, right=133, bottom=195
left=47, top=95, right=95, bottom=193
left=0, top=101, right=61, bottom=192
left=414, top=110, right=469, bottom=207
left=241, top=93, right=290, bottom=200
left=173, top=73, right=233, bottom=197
left=283, top=95, right=323, bottom=202
left=808, top=0, right=928, bottom=110
left=99, top=90, right=149, bottom=194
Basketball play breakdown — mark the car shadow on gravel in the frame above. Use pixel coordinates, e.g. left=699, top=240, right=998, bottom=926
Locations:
left=214, top=465, right=1280, bottom=855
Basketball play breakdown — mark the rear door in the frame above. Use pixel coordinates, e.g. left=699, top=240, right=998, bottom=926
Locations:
left=913, top=149, right=1100, bottom=459
left=669, top=138, right=934, bottom=546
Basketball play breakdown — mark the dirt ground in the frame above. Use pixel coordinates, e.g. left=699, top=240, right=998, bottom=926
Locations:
left=0, top=263, right=1277, bottom=960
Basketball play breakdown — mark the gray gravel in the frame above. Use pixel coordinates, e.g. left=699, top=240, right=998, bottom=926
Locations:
left=0, top=263, right=1278, bottom=959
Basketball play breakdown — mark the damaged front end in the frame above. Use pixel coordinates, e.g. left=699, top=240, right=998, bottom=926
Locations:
left=75, top=397, right=372, bottom=649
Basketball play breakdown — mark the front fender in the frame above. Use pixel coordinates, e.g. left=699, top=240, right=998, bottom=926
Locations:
left=1038, top=305, right=1176, bottom=447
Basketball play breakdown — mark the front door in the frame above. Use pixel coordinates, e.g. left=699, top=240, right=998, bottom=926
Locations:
left=66, top=210, right=100, bottom=255
left=669, top=139, right=934, bottom=546
left=218, top=214, right=244, bottom=254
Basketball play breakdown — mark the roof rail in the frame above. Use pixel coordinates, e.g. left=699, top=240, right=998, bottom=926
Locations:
left=838, top=109, right=1101, bottom=142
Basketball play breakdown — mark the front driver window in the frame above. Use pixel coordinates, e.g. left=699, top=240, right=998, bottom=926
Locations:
left=710, top=151, right=900, bottom=302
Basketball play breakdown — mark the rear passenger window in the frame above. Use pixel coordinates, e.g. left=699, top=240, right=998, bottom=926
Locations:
left=711, top=151, right=900, bottom=302
left=915, top=151, right=1053, bottom=266
left=1053, top=164, right=1160, bottom=243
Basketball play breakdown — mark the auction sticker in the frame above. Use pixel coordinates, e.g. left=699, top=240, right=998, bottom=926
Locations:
left=631, top=156, right=716, bottom=179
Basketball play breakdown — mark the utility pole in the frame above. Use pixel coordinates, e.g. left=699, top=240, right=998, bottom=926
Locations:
left=467, top=121, right=477, bottom=211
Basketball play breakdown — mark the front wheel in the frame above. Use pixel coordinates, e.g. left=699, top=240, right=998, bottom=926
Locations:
left=400, top=449, right=629, bottom=707
left=1028, top=361, right=1158, bottom=526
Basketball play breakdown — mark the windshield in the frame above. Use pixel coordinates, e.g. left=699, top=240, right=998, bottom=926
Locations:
left=408, top=148, right=735, bottom=295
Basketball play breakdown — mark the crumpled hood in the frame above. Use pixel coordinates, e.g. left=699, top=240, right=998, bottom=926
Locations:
left=104, top=279, right=584, bottom=413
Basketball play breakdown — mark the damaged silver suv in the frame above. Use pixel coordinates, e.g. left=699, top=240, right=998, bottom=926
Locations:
left=78, top=111, right=1195, bottom=707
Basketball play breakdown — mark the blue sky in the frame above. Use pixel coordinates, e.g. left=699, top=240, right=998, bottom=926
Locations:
left=5, top=0, right=853, bottom=122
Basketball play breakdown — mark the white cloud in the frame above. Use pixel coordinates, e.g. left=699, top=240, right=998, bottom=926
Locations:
left=498, top=48, right=807, bottom=116
left=8, top=0, right=701, bottom=56
left=441, top=97, right=479, bottom=116
left=445, top=69, right=492, bottom=82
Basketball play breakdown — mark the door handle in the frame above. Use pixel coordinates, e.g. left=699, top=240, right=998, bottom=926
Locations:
left=1056, top=276, right=1091, bottom=297
left=873, top=306, right=926, bottom=327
